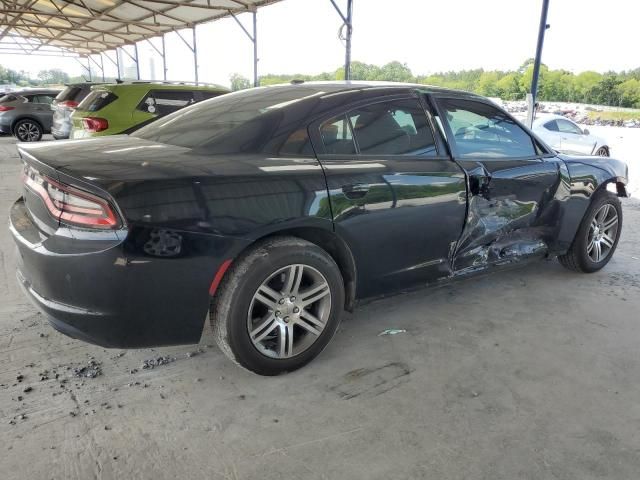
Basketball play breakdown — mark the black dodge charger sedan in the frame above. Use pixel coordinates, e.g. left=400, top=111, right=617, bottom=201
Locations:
left=10, top=82, right=628, bottom=375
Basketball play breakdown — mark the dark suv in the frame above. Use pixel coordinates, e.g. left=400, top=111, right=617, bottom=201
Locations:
left=51, top=83, right=103, bottom=140
left=0, top=89, right=60, bottom=141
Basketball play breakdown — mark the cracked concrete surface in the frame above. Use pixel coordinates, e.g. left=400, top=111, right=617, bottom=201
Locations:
left=1, top=134, right=639, bottom=479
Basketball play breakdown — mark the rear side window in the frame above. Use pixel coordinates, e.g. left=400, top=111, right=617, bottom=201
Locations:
left=320, top=114, right=356, bottom=154
left=34, top=94, right=55, bottom=104
left=77, top=90, right=118, bottom=112
left=137, top=90, right=196, bottom=116
left=544, top=120, right=559, bottom=131
left=348, top=99, right=437, bottom=155
left=439, top=98, right=537, bottom=158
left=0, top=94, right=17, bottom=102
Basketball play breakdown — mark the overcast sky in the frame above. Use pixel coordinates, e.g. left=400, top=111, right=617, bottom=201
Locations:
left=1, top=0, right=638, bottom=87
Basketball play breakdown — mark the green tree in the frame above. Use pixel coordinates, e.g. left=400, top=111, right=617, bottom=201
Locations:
left=37, top=69, right=69, bottom=85
left=229, top=73, right=251, bottom=91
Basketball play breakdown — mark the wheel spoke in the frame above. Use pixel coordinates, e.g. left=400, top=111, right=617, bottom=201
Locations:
left=601, top=234, right=614, bottom=248
left=278, top=324, right=294, bottom=358
left=296, top=318, right=322, bottom=336
left=596, top=204, right=609, bottom=224
left=251, top=315, right=278, bottom=342
left=593, top=241, right=602, bottom=262
left=603, top=215, right=618, bottom=232
left=587, top=241, right=595, bottom=254
left=254, top=284, right=280, bottom=310
left=282, top=264, right=304, bottom=296
left=300, top=282, right=330, bottom=307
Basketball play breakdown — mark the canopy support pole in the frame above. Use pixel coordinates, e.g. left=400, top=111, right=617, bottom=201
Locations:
left=119, top=45, right=139, bottom=80
left=146, top=37, right=167, bottom=80
left=175, top=28, right=198, bottom=83
left=161, top=35, right=167, bottom=80
left=134, top=43, right=140, bottom=79
left=530, top=0, right=550, bottom=125
left=193, top=27, right=198, bottom=83
left=229, top=10, right=258, bottom=87
left=99, top=54, right=105, bottom=81
left=330, top=0, right=353, bottom=80
left=103, top=49, right=119, bottom=79
left=74, top=56, right=91, bottom=81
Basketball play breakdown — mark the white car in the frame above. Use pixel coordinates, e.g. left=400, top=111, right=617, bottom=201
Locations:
left=532, top=115, right=610, bottom=157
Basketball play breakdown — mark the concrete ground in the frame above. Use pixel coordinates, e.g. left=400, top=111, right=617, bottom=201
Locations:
left=1, top=133, right=640, bottom=480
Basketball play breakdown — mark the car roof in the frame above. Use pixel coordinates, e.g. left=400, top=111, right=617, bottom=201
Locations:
left=261, top=80, right=487, bottom=99
left=92, top=82, right=228, bottom=92
left=6, top=89, right=61, bottom=95
left=532, top=114, right=574, bottom=127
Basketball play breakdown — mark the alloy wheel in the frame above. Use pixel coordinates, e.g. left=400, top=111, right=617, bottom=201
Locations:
left=587, top=203, right=618, bottom=263
left=596, top=147, right=608, bottom=157
left=247, top=264, right=331, bottom=359
left=16, top=122, right=40, bottom=142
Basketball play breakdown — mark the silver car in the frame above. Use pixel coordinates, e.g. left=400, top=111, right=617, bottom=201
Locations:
left=51, top=83, right=102, bottom=140
left=0, top=89, right=60, bottom=142
left=532, top=114, right=610, bottom=157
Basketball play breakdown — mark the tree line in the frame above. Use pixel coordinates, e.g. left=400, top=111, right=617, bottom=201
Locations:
left=233, top=59, right=640, bottom=109
left=4, top=61, right=639, bottom=109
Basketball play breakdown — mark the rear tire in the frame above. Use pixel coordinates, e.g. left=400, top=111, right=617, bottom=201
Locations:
left=14, top=119, right=43, bottom=142
left=210, top=236, right=345, bottom=375
left=595, top=146, right=609, bottom=157
left=558, top=190, right=622, bottom=273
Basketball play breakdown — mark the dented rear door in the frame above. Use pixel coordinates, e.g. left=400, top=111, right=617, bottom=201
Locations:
left=432, top=95, right=562, bottom=272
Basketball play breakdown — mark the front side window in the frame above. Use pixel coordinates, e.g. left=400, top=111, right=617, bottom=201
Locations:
left=320, top=114, right=356, bottom=154
left=556, top=119, right=583, bottom=135
left=439, top=98, right=537, bottom=158
left=348, top=99, right=437, bottom=155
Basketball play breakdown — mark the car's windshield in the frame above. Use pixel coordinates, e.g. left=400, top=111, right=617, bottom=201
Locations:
left=132, top=86, right=324, bottom=152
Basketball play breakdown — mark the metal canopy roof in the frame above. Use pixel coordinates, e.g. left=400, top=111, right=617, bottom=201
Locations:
left=0, top=0, right=282, bottom=56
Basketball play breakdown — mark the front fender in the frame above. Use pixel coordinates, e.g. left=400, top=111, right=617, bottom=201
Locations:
left=551, top=155, right=628, bottom=253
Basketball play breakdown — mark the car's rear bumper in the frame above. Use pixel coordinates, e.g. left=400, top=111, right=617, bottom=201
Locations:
left=10, top=197, right=241, bottom=348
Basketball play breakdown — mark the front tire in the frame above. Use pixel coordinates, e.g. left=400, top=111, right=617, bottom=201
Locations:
left=211, top=236, right=345, bottom=375
left=558, top=190, right=622, bottom=273
left=14, top=119, right=43, bottom=142
left=595, top=146, right=609, bottom=157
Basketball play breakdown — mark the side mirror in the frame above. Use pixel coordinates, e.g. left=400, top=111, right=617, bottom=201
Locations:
left=583, top=128, right=590, bottom=135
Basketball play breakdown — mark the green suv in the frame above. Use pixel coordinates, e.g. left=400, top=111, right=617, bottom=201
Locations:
left=70, top=82, right=229, bottom=139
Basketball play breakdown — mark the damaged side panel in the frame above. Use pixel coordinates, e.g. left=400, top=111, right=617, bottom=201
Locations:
left=451, top=157, right=565, bottom=273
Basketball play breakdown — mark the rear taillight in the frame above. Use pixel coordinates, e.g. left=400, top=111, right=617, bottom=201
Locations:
left=0, top=105, right=15, bottom=111
left=22, top=166, right=119, bottom=229
left=82, top=117, right=108, bottom=133
left=59, top=100, right=79, bottom=108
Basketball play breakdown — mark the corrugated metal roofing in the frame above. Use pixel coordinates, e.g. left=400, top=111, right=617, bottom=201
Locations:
left=0, top=0, right=282, bottom=56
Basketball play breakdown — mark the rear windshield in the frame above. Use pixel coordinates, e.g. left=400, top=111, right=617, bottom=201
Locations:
left=132, top=86, right=322, bottom=153
left=77, top=89, right=118, bottom=112
left=56, top=86, right=83, bottom=102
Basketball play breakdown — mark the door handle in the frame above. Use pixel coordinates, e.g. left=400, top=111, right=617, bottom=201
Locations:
left=342, top=183, right=370, bottom=199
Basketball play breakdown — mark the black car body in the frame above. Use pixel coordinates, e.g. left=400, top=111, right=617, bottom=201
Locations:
left=9, top=82, right=628, bottom=373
